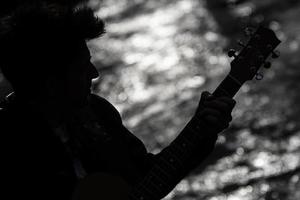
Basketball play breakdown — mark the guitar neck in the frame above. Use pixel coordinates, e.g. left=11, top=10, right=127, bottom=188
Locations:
left=129, top=74, right=246, bottom=200
left=129, top=25, right=281, bottom=200
left=212, top=73, right=246, bottom=98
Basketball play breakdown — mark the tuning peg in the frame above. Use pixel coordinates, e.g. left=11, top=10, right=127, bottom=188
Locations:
left=244, top=27, right=254, bottom=36
left=255, top=73, right=264, bottom=80
left=228, top=49, right=237, bottom=58
left=264, top=61, right=272, bottom=69
left=272, top=50, right=280, bottom=59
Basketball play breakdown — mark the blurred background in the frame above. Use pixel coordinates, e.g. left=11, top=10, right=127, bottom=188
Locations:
left=1, top=0, right=300, bottom=199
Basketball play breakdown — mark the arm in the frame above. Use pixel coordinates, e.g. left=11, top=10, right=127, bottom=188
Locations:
left=89, top=93, right=235, bottom=200
left=129, top=92, right=235, bottom=199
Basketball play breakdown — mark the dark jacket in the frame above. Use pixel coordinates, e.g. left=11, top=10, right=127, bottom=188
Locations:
left=0, top=93, right=217, bottom=200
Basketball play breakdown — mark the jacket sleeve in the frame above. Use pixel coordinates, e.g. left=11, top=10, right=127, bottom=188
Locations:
left=89, top=94, right=217, bottom=178
left=88, top=94, right=218, bottom=200
left=88, top=94, right=157, bottom=173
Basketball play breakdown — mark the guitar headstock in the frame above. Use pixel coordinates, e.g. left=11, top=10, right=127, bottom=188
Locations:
left=228, top=26, right=281, bottom=82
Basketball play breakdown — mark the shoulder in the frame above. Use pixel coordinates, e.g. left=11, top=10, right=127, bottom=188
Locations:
left=88, top=94, right=122, bottom=124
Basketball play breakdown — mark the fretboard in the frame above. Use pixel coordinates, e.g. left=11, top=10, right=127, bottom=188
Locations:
left=129, top=73, right=245, bottom=200
left=213, top=74, right=246, bottom=98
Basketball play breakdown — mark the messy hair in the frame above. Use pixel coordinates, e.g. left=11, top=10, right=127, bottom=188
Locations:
left=0, top=1, right=105, bottom=89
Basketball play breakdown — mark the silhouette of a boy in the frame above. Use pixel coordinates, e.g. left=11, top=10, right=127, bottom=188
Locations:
left=0, top=2, right=235, bottom=199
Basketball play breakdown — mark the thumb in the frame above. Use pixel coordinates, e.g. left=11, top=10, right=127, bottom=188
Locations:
left=200, top=91, right=213, bottom=104
left=198, top=91, right=213, bottom=110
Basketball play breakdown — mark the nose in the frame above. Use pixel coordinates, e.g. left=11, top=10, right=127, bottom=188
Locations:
left=88, top=61, right=99, bottom=80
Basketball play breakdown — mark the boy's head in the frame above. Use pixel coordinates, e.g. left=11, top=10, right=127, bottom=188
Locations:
left=0, top=2, right=104, bottom=107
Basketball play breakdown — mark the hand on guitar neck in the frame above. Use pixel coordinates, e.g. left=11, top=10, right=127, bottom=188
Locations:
left=194, top=91, right=236, bottom=135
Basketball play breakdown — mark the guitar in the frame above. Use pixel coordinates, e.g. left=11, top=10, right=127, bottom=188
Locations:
left=72, top=26, right=281, bottom=200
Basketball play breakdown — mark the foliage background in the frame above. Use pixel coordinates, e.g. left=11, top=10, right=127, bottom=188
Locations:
left=1, top=0, right=299, bottom=199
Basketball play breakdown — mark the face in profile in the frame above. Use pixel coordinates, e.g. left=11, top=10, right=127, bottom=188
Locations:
left=64, top=42, right=99, bottom=108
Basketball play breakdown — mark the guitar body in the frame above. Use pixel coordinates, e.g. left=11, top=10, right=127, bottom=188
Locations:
left=73, top=173, right=130, bottom=200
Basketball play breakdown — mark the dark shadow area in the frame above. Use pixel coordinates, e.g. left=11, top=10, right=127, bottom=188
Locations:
left=1, top=0, right=299, bottom=199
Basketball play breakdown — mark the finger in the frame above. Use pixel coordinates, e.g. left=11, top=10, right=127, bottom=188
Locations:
left=219, top=118, right=230, bottom=129
left=202, top=91, right=214, bottom=99
left=203, top=115, right=219, bottom=126
left=200, top=106, right=233, bottom=124
left=197, top=108, right=222, bottom=118
left=203, top=116, right=228, bottom=131
left=226, top=114, right=233, bottom=123
left=216, top=97, right=236, bottom=109
left=200, top=91, right=214, bottom=102
left=204, top=114, right=231, bottom=127
left=219, top=112, right=233, bottom=125
left=204, top=100, right=231, bottom=114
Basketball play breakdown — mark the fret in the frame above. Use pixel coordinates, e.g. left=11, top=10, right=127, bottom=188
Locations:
left=167, top=148, right=182, bottom=163
left=173, top=133, right=195, bottom=152
left=188, top=125, right=202, bottom=140
left=128, top=194, right=139, bottom=200
left=133, top=155, right=186, bottom=199
left=146, top=168, right=170, bottom=190
left=159, top=150, right=184, bottom=171
left=144, top=163, right=175, bottom=185
left=130, top=189, right=152, bottom=200
left=147, top=164, right=173, bottom=184
left=213, top=74, right=246, bottom=98
left=139, top=179, right=162, bottom=200
left=167, top=142, right=190, bottom=163
left=162, top=148, right=185, bottom=169
left=136, top=174, right=158, bottom=194
left=157, top=156, right=178, bottom=173
left=228, top=74, right=243, bottom=87
left=178, top=134, right=193, bottom=149
left=143, top=170, right=172, bottom=195
left=185, top=122, right=205, bottom=142
left=158, top=160, right=178, bottom=177
left=134, top=180, right=160, bottom=200
left=215, top=86, right=231, bottom=97
left=133, top=169, right=170, bottom=200
left=129, top=189, right=144, bottom=200
left=165, top=121, right=209, bottom=162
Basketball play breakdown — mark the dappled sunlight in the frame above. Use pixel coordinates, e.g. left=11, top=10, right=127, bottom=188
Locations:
left=1, top=0, right=299, bottom=199
left=91, top=0, right=230, bottom=141
left=87, top=0, right=300, bottom=199
left=233, top=3, right=254, bottom=17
